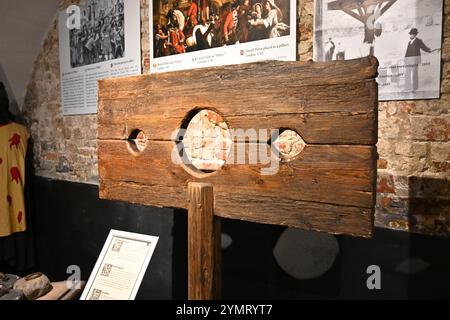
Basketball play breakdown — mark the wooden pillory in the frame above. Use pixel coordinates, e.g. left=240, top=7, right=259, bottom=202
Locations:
left=97, top=57, right=379, bottom=300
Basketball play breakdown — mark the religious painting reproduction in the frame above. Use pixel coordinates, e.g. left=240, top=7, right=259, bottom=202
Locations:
left=58, top=0, right=141, bottom=115
left=314, top=0, right=443, bottom=100
left=149, top=0, right=296, bottom=73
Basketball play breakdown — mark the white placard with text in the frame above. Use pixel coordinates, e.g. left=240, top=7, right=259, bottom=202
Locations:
left=80, top=229, right=159, bottom=300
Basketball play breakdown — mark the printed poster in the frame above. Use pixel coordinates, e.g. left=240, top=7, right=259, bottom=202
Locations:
left=58, top=0, right=141, bottom=115
left=81, top=230, right=159, bottom=300
left=150, top=0, right=296, bottom=73
left=314, top=0, right=443, bottom=100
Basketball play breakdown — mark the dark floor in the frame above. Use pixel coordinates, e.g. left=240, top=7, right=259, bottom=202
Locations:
left=2, top=176, right=449, bottom=299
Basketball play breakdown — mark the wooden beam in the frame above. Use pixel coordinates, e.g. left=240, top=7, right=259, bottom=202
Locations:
left=97, top=58, right=379, bottom=238
left=100, top=180, right=374, bottom=237
left=328, top=0, right=395, bottom=11
left=380, top=0, right=397, bottom=17
left=98, top=141, right=376, bottom=209
left=343, top=8, right=365, bottom=23
left=98, top=58, right=378, bottom=101
left=98, top=79, right=378, bottom=145
left=188, top=183, right=221, bottom=300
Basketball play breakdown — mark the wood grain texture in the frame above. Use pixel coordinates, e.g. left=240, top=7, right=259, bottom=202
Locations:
left=37, top=281, right=86, bottom=300
left=99, top=140, right=376, bottom=208
left=98, top=79, right=377, bottom=144
left=98, top=57, right=378, bottom=99
left=97, top=57, right=379, bottom=237
left=188, top=183, right=221, bottom=300
left=100, top=179, right=373, bottom=236
left=98, top=59, right=378, bottom=145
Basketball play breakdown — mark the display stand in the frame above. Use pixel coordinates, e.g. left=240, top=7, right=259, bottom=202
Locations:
left=97, top=57, right=379, bottom=300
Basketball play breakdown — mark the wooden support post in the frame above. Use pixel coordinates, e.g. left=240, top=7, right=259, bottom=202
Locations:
left=188, top=182, right=221, bottom=300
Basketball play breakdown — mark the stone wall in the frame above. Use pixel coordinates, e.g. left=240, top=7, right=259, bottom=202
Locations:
left=23, top=0, right=449, bottom=235
left=373, top=4, right=450, bottom=236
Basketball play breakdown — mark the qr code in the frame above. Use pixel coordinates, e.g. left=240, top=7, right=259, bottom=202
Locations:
left=90, top=289, right=102, bottom=300
left=101, top=263, right=112, bottom=277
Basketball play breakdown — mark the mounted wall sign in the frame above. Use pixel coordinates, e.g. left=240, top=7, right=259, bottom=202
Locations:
left=58, top=0, right=141, bottom=115
left=149, top=0, right=297, bottom=73
left=314, top=0, right=443, bottom=101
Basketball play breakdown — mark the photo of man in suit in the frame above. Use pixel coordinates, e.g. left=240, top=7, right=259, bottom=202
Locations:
left=404, top=27, right=439, bottom=92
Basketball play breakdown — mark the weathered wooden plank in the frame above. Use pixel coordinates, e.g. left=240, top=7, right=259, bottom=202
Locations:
left=97, top=57, right=378, bottom=238
left=98, top=57, right=378, bottom=100
left=215, top=194, right=374, bottom=237
left=226, top=112, right=376, bottom=144
left=188, top=183, right=221, bottom=300
left=98, top=140, right=376, bottom=208
left=99, top=110, right=376, bottom=145
left=98, top=79, right=377, bottom=144
left=328, top=0, right=387, bottom=11
left=98, top=80, right=376, bottom=117
left=99, top=179, right=373, bottom=237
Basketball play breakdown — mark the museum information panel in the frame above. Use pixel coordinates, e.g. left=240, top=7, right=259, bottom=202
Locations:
left=58, top=0, right=141, bottom=115
left=81, top=230, right=158, bottom=300
left=314, top=0, right=443, bottom=100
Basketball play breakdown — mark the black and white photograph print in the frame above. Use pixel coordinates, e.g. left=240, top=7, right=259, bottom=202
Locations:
left=314, top=0, right=443, bottom=100
left=58, top=0, right=141, bottom=115
left=69, top=0, right=125, bottom=68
